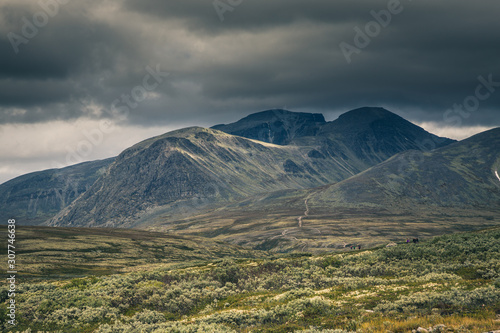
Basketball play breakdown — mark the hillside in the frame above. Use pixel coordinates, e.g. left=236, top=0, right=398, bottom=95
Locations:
left=0, top=158, right=114, bottom=225
left=308, top=127, right=500, bottom=210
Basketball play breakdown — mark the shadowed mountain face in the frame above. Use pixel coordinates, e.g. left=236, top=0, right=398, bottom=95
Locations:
left=45, top=108, right=457, bottom=230
left=318, top=107, right=455, bottom=162
left=215, top=107, right=455, bottom=169
left=212, top=109, right=326, bottom=145
left=0, top=158, right=114, bottom=225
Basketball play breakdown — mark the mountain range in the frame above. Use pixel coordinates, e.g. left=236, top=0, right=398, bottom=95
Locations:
left=1, top=107, right=499, bottom=252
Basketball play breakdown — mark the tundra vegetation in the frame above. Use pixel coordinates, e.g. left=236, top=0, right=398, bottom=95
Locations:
left=1, top=227, right=499, bottom=332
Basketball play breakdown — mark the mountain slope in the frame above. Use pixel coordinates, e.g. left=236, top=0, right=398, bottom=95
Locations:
left=0, top=158, right=114, bottom=225
left=47, top=127, right=352, bottom=228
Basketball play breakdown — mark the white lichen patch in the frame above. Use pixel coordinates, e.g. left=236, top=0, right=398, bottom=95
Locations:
left=375, top=285, right=409, bottom=292
left=345, top=290, right=378, bottom=299
left=421, top=282, right=441, bottom=289
left=315, top=288, right=333, bottom=295
left=272, top=292, right=287, bottom=301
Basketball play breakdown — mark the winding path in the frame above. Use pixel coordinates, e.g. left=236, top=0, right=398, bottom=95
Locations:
left=269, top=193, right=319, bottom=248
left=496, top=170, right=500, bottom=182
left=297, top=199, right=309, bottom=228
left=270, top=229, right=288, bottom=240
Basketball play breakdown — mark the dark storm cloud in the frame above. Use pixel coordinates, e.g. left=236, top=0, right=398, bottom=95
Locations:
left=0, top=0, right=499, bottom=127
left=123, top=0, right=359, bottom=32
left=0, top=3, right=129, bottom=79
left=0, top=1, right=148, bottom=122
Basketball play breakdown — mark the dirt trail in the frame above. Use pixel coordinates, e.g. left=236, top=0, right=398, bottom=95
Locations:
left=270, top=229, right=288, bottom=240
left=270, top=195, right=318, bottom=246
left=297, top=199, right=309, bottom=228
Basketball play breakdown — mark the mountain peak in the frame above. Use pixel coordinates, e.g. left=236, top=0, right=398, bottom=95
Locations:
left=336, top=107, right=402, bottom=124
left=212, top=109, right=326, bottom=145
left=235, top=109, right=326, bottom=123
left=315, top=107, right=456, bottom=165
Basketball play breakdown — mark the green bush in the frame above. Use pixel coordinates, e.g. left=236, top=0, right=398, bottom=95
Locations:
left=3, top=228, right=499, bottom=332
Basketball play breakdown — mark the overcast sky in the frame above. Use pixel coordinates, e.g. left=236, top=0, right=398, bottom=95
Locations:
left=1, top=0, right=499, bottom=184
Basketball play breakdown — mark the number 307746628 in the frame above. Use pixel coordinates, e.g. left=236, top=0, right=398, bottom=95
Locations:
left=7, top=219, right=16, bottom=272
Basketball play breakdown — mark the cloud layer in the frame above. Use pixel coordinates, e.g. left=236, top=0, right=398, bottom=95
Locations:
left=2, top=0, right=499, bottom=126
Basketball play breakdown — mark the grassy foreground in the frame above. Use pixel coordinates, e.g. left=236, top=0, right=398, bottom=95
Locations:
left=0, top=226, right=266, bottom=279
left=1, top=227, right=500, bottom=332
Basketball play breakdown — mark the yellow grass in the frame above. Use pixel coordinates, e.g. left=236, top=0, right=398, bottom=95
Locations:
left=359, top=312, right=499, bottom=333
